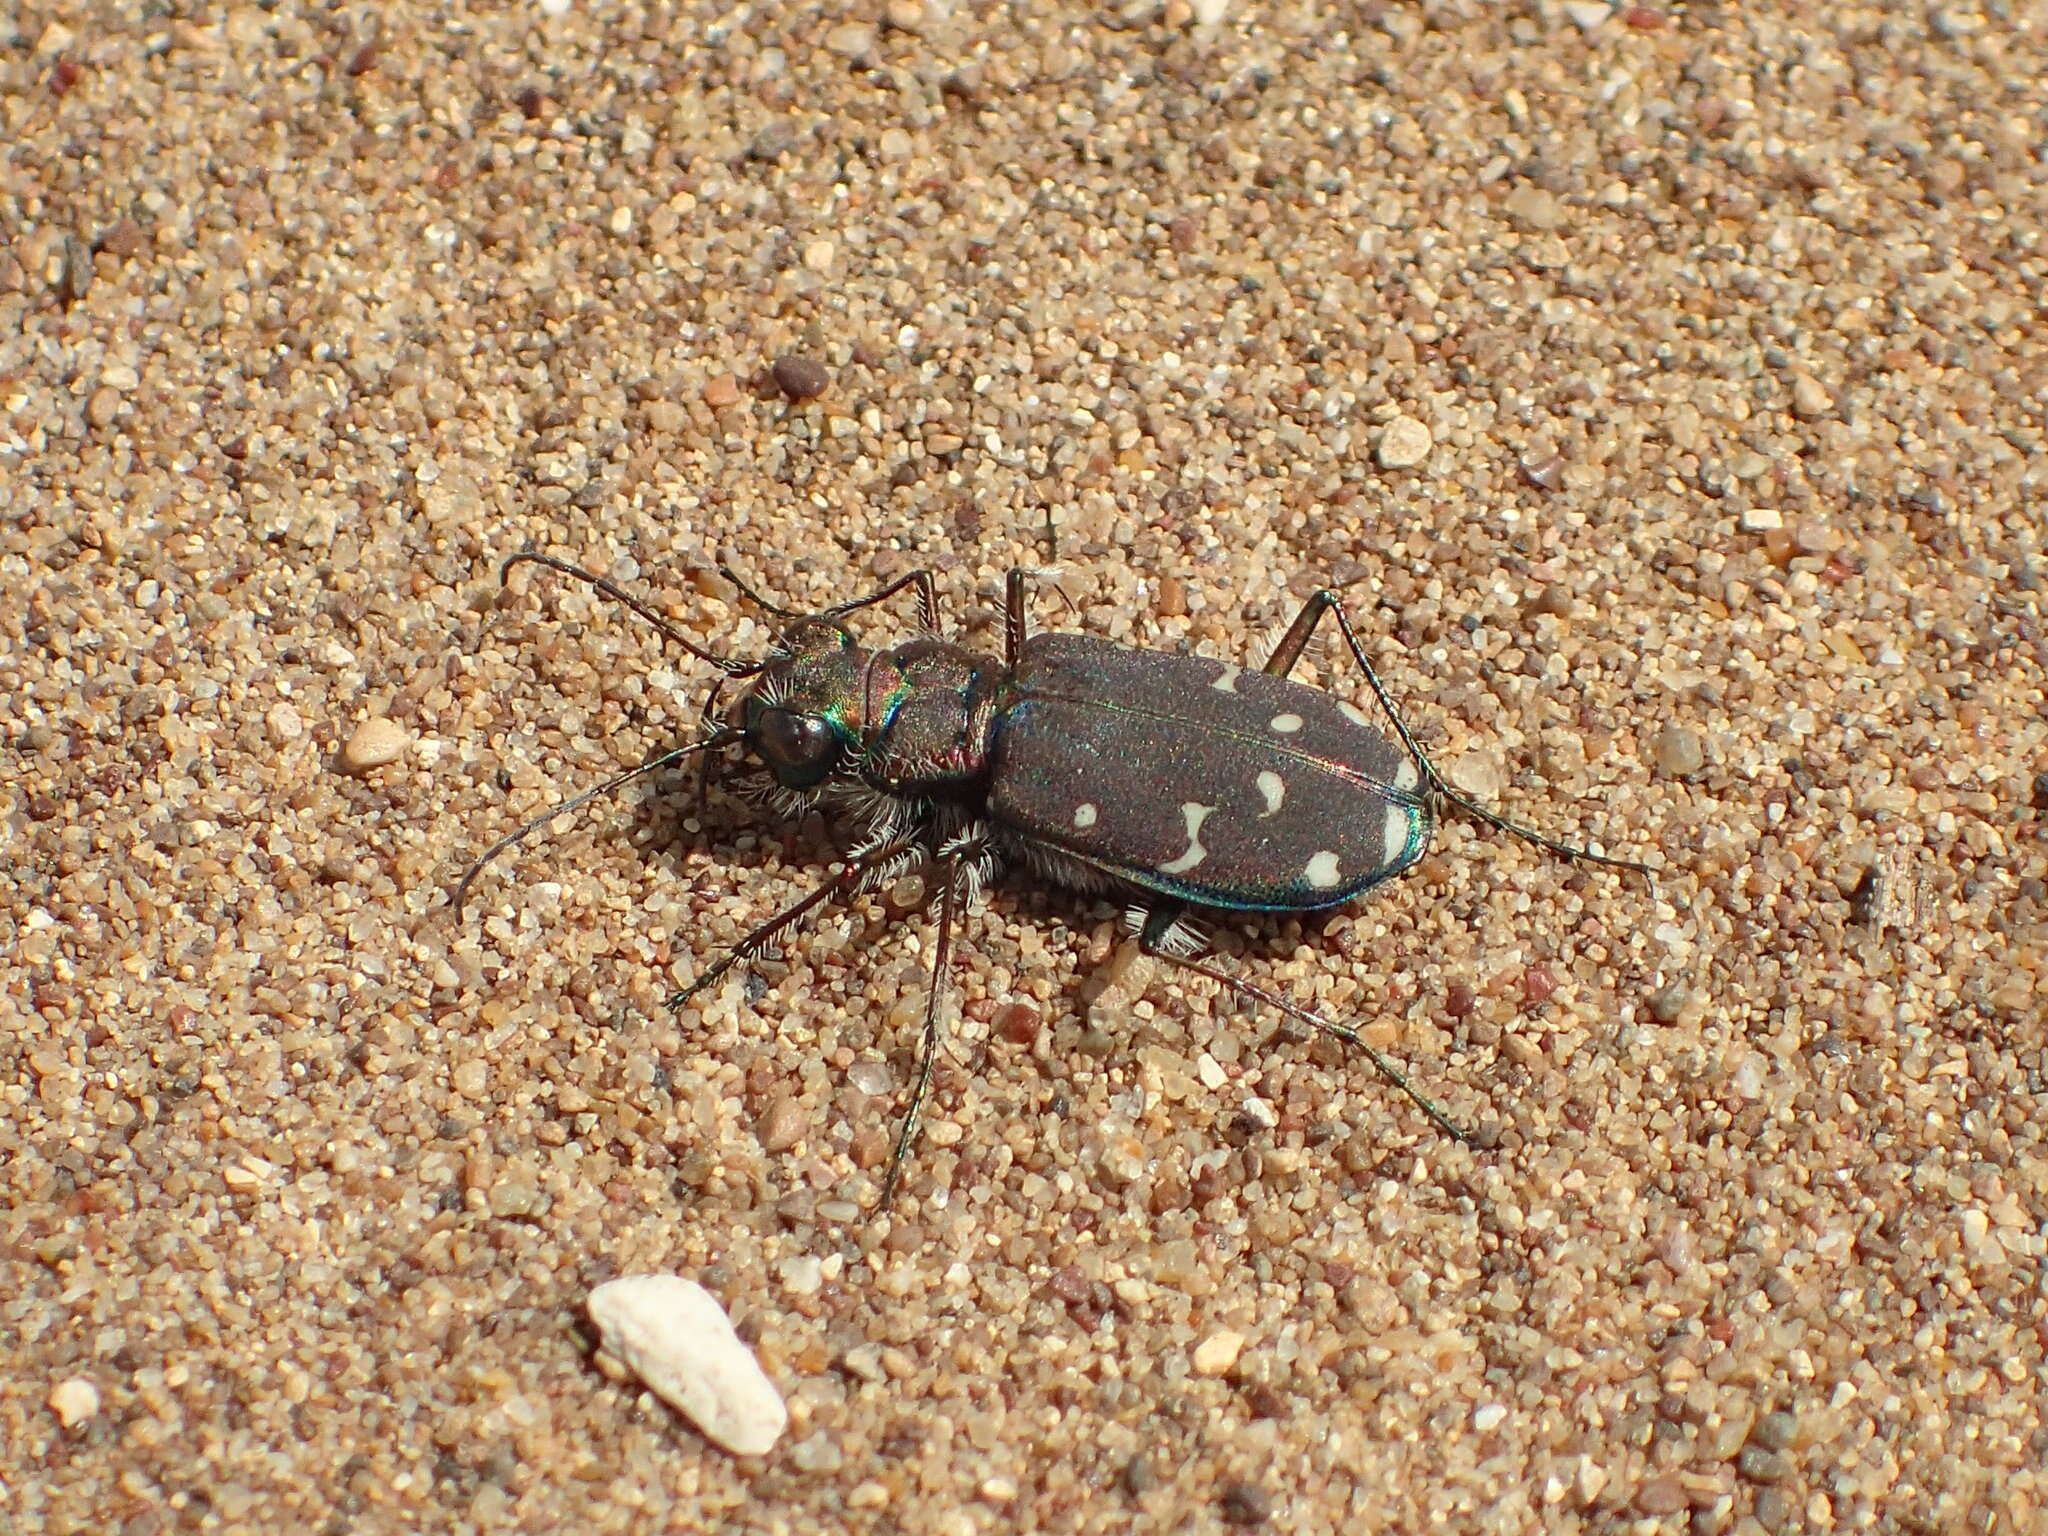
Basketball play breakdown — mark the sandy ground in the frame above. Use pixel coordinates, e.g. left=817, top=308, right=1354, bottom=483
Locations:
left=5, top=2, right=2045, bottom=1532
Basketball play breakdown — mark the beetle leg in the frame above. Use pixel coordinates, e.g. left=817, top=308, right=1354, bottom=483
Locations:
left=1004, top=569, right=1030, bottom=669
left=1261, top=590, right=1333, bottom=680
left=1266, top=591, right=1652, bottom=876
left=669, top=832, right=919, bottom=1010
left=1135, top=906, right=1470, bottom=1142
left=879, top=852, right=969, bottom=1209
left=820, top=567, right=941, bottom=633
left=720, top=556, right=942, bottom=635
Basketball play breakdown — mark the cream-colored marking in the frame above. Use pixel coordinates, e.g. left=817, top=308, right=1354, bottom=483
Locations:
left=1073, top=803, right=1098, bottom=830
left=1269, top=712, right=1304, bottom=734
left=1304, top=850, right=1343, bottom=889
left=1392, top=758, right=1421, bottom=793
left=1256, top=771, right=1286, bottom=818
left=1211, top=662, right=1242, bottom=693
left=1157, top=802, right=1216, bottom=876
left=1384, top=804, right=1417, bottom=858
left=1338, top=700, right=1374, bottom=729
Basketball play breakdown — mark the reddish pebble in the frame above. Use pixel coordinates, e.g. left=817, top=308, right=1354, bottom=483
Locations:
left=756, top=1094, right=807, bottom=1153
left=1445, top=982, right=1478, bottom=1018
left=1624, top=5, right=1666, bottom=27
left=993, top=1003, right=1042, bottom=1046
left=1522, top=966, right=1558, bottom=1006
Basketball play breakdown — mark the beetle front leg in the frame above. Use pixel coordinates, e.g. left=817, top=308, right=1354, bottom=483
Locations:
left=1133, top=903, right=1471, bottom=1142
left=670, top=834, right=918, bottom=1010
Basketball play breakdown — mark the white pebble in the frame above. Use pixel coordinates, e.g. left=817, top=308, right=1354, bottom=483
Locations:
left=50, top=1377, right=100, bottom=1429
left=1376, top=415, right=1433, bottom=469
left=587, top=1276, right=787, bottom=1456
left=1192, top=1330, right=1245, bottom=1375
left=266, top=700, right=305, bottom=745
left=778, top=1255, right=824, bottom=1295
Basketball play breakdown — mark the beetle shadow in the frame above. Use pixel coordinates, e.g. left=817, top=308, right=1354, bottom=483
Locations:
left=617, top=758, right=921, bottom=983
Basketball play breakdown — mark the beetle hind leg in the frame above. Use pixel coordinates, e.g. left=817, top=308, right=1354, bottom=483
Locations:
left=1135, top=905, right=1470, bottom=1143
left=1128, top=903, right=1209, bottom=959
left=1268, top=591, right=1652, bottom=877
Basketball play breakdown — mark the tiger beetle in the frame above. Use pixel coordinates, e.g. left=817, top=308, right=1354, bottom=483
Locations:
left=457, top=550, right=1652, bottom=1206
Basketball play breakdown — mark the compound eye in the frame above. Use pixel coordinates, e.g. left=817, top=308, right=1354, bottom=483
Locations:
left=756, top=709, right=840, bottom=788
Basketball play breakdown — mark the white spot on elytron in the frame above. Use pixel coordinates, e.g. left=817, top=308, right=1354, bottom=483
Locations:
left=1256, top=771, right=1285, bottom=817
left=1385, top=804, right=1416, bottom=857
left=1304, top=850, right=1342, bottom=889
left=1157, top=802, right=1216, bottom=876
left=1338, top=700, right=1374, bottom=729
left=1073, top=803, right=1098, bottom=830
left=1270, top=712, right=1304, bottom=734
left=1211, top=662, right=1242, bottom=693
left=1392, top=757, right=1422, bottom=793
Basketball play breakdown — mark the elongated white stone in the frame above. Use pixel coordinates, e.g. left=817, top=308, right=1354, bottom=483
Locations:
left=587, top=1276, right=787, bottom=1456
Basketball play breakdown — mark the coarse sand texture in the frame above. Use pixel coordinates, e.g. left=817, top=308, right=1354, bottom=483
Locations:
left=4, top=3, right=2044, bottom=1533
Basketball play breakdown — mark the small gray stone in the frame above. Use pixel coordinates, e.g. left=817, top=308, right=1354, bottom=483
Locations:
left=1652, top=724, right=1705, bottom=778
left=789, top=1431, right=845, bottom=1472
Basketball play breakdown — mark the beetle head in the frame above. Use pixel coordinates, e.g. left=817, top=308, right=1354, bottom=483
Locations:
left=741, top=618, right=867, bottom=790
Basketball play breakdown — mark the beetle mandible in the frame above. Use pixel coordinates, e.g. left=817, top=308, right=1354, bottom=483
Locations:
left=457, top=551, right=1652, bottom=1204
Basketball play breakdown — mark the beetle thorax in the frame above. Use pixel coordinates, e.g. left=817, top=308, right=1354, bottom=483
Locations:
left=740, top=630, right=1001, bottom=807
left=861, top=637, right=1002, bottom=795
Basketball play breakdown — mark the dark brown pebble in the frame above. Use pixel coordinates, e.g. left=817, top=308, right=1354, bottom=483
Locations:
left=1219, top=1482, right=1273, bottom=1526
left=1120, top=1455, right=1155, bottom=1497
left=1240, top=1383, right=1289, bottom=1421
left=772, top=353, right=831, bottom=400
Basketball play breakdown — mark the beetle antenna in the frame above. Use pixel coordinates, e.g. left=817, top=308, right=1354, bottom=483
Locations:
left=498, top=551, right=765, bottom=679
left=714, top=551, right=812, bottom=622
left=453, top=731, right=740, bottom=917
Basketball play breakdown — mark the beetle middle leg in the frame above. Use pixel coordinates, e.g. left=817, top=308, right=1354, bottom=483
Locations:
left=1134, top=905, right=1470, bottom=1141
left=878, top=852, right=972, bottom=1209
left=720, top=559, right=942, bottom=635
left=1265, top=591, right=1651, bottom=875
